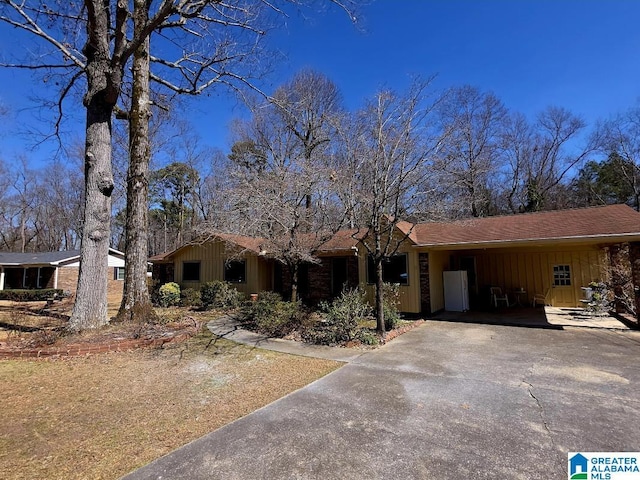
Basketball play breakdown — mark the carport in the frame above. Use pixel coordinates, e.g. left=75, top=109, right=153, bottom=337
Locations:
left=431, top=305, right=633, bottom=330
left=412, top=205, right=640, bottom=326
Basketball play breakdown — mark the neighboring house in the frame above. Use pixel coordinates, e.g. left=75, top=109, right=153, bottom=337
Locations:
left=0, top=248, right=126, bottom=296
left=151, top=205, right=640, bottom=317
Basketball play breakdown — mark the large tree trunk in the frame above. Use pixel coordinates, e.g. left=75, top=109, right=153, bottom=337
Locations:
left=68, top=77, right=114, bottom=331
left=68, top=6, right=118, bottom=332
left=116, top=6, right=157, bottom=324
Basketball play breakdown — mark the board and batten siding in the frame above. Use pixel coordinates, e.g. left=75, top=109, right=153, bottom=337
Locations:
left=172, top=241, right=272, bottom=296
left=427, top=250, right=449, bottom=313
left=357, top=242, right=422, bottom=314
left=447, top=245, right=605, bottom=308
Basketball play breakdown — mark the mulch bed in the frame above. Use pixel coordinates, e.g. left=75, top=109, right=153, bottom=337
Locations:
left=0, top=318, right=201, bottom=360
left=382, top=319, right=426, bottom=342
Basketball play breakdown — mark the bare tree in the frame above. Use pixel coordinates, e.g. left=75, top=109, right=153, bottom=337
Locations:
left=37, top=158, right=84, bottom=251
left=0, top=0, right=358, bottom=330
left=435, top=85, right=507, bottom=217
left=0, top=157, right=39, bottom=252
left=225, top=71, right=345, bottom=301
left=500, top=106, right=594, bottom=213
left=345, top=78, right=446, bottom=333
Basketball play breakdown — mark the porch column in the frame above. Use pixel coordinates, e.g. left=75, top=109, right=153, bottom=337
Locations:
left=628, top=242, right=640, bottom=325
left=419, top=252, right=431, bottom=314
left=608, top=243, right=625, bottom=313
left=0, top=267, right=4, bottom=290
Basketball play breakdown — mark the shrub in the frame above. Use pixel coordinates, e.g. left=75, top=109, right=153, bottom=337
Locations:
left=157, top=282, right=181, bottom=307
left=0, top=289, right=64, bottom=302
left=356, top=329, right=379, bottom=346
left=242, top=292, right=302, bottom=337
left=302, top=288, right=372, bottom=345
left=200, top=280, right=242, bottom=309
left=180, top=288, right=202, bottom=308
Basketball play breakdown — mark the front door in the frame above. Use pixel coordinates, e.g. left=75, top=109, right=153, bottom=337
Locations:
left=331, top=257, right=348, bottom=297
left=550, top=263, right=576, bottom=307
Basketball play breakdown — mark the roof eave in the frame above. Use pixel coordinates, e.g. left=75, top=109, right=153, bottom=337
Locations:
left=413, top=233, right=640, bottom=250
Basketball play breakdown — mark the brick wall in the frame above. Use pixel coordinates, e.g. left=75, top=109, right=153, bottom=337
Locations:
left=275, top=257, right=359, bottom=304
left=152, top=263, right=174, bottom=285
left=419, top=252, right=431, bottom=314
left=307, top=261, right=332, bottom=305
left=628, top=242, right=640, bottom=325
left=346, top=256, right=359, bottom=290
left=57, top=267, right=79, bottom=293
left=56, top=266, right=124, bottom=299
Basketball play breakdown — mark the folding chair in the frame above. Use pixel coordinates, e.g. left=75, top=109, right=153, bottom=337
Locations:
left=490, top=287, right=509, bottom=308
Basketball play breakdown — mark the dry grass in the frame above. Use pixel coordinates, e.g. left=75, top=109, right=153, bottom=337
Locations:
left=0, top=329, right=342, bottom=480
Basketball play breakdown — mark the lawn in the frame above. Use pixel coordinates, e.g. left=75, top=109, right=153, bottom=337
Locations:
left=0, top=328, right=342, bottom=479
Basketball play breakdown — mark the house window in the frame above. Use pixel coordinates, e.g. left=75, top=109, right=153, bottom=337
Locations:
left=115, top=267, right=125, bottom=281
left=183, top=262, right=201, bottom=282
left=553, top=265, right=571, bottom=286
left=224, top=260, right=246, bottom=283
left=367, top=254, right=408, bottom=285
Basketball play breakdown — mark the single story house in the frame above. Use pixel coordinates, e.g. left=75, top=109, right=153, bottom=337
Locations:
left=151, top=205, right=640, bottom=319
left=0, top=248, right=126, bottom=295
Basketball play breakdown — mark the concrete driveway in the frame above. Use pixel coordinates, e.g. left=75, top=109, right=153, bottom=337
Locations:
left=123, top=321, right=640, bottom=479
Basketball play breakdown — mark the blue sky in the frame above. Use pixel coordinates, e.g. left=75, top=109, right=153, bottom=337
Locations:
left=1, top=0, right=639, bottom=166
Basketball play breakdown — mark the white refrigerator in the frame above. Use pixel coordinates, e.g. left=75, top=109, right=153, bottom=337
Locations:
left=443, top=270, right=469, bottom=312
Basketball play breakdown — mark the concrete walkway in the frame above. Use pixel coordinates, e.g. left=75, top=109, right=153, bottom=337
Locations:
left=207, top=315, right=365, bottom=363
left=123, top=319, right=640, bottom=480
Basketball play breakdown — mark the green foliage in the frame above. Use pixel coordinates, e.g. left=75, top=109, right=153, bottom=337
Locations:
left=302, top=288, right=372, bottom=345
left=157, top=282, right=181, bottom=307
left=356, top=329, right=379, bottom=346
left=0, top=289, right=64, bottom=302
left=585, top=281, right=612, bottom=315
left=242, top=291, right=302, bottom=337
left=573, top=153, right=640, bottom=209
left=200, top=280, right=242, bottom=309
left=180, top=288, right=202, bottom=308
left=382, top=282, right=401, bottom=331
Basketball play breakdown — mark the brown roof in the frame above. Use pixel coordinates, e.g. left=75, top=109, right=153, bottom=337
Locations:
left=150, top=205, right=640, bottom=262
left=149, top=252, right=170, bottom=262
left=316, top=228, right=367, bottom=252
left=410, top=204, right=640, bottom=247
left=213, top=233, right=265, bottom=254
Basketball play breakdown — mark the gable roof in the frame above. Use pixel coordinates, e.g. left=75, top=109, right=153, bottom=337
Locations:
left=150, top=233, right=267, bottom=262
left=410, top=204, right=640, bottom=248
left=0, top=248, right=124, bottom=266
left=214, top=233, right=265, bottom=254
left=315, top=228, right=366, bottom=253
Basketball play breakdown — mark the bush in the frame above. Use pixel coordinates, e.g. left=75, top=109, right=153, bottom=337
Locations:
left=157, top=282, right=181, bottom=307
left=0, top=289, right=64, bottom=302
left=200, top=280, right=242, bottom=309
left=356, top=329, right=379, bottom=346
left=242, top=292, right=302, bottom=337
left=180, top=288, right=202, bottom=308
left=302, top=288, right=372, bottom=345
